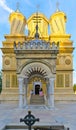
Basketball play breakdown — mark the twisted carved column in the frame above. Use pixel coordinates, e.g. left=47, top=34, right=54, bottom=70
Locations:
left=18, top=77, right=24, bottom=108
left=23, top=77, right=28, bottom=107
left=48, top=78, right=55, bottom=108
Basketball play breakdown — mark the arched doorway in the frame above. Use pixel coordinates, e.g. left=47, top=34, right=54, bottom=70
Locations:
left=18, top=62, right=55, bottom=108
left=33, top=81, right=42, bottom=95
left=35, top=84, right=40, bottom=95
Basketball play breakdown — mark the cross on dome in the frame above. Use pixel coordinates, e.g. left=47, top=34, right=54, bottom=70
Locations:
left=16, top=2, right=20, bottom=12
left=34, top=4, right=40, bottom=38
left=56, top=1, right=60, bottom=12
left=36, top=4, right=40, bottom=12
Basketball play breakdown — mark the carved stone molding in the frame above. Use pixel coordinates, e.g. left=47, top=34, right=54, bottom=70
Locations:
left=5, top=59, right=10, bottom=65
left=65, top=59, right=71, bottom=65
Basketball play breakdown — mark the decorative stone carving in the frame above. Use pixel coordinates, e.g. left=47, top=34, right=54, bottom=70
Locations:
left=65, top=59, right=71, bottom=65
left=60, top=56, right=65, bottom=64
left=14, top=40, right=59, bottom=52
left=5, top=59, right=10, bottom=65
left=51, top=60, right=56, bottom=74
left=56, top=59, right=59, bottom=65
left=17, top=60, right=21, bottom=67
left=51, top=65, right=56, bottom=74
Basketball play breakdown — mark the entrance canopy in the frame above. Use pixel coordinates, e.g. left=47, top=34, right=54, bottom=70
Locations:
left=14, top=36, right=59, bottom=79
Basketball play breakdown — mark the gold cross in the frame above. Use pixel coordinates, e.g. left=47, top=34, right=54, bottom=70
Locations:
left=36, top=4, right=40, bottom=12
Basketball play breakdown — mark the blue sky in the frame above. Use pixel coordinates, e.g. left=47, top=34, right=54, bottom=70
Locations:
left=0, top=0, right=76, bottom=84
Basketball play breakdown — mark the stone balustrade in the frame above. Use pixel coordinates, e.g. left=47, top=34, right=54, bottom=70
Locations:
left=14, top=40, right=59, bottom=51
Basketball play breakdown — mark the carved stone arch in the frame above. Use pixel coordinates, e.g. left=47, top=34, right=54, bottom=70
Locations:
left=17, top=59, right=54, bottom=76
left=19, top=61, right=53, bottom=79
left=17, top=61, right=56, bottom=108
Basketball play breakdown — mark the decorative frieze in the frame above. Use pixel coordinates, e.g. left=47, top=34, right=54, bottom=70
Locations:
left=14, top=40, right=59, bottom=52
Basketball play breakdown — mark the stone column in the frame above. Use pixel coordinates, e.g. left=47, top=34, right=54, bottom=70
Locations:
left=18, top=77, right=24, bottom=108
left=23, top=77, right=28, bottom=107
left=48, top=78, right=55, bottom=108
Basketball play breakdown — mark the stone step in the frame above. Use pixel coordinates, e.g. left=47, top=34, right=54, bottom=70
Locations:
left=54, top=93, right=76, bottom=101
left=54, top=88, right=74, bottom=93
left=31, top=95, right=44, bottom=97
left=31, top=96, right=44, bottom=99
left=4, top=125, right=28, bottom=130
left=31, top=99, right=44, bottom=102
left=31, top=95, right=44, bottom=98
left=1, top=88, right=19, bottom=94
left=3, top=124, right=66, bottom=130
left=0, top=95, right=19, bottom=100
left=5, top=129, right=27, bottom=130
left=30, top=101, right=45, bottom=104
left=30, top=95, right=45, bottom=104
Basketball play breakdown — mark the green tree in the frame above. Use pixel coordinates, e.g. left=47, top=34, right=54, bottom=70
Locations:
left=0, top=71, right=2, bottom=93
left=73, top=84, right=76, bottom=93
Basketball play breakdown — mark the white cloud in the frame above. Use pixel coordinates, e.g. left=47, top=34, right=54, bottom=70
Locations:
left=0, top=0, right=14, bottom=13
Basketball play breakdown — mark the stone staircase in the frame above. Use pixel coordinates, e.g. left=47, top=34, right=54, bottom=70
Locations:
left=54, top=88, right=76, bottom=101
left=0, top=88, right=19, bottom=103
left=30, top=95, right=45, bottom=105
left=2, top=124, right=68, bottom=130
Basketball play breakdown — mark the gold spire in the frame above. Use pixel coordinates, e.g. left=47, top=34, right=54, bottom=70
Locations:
left=36, top=4, right=40, bottom=12
left=34, top=5, right=40, bottom=38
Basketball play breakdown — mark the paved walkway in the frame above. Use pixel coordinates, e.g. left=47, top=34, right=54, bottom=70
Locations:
left=0, top=101, right=76, bottom=130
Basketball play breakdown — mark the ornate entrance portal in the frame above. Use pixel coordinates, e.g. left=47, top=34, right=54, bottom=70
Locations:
left=14, top=24, right=59, bottom=108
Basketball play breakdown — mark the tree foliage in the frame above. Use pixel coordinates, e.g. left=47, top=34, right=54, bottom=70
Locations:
left=73, top=84, right=76, bottom=92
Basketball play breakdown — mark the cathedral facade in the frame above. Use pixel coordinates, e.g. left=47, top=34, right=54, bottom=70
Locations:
left=0, top=7, right=75, bottom=108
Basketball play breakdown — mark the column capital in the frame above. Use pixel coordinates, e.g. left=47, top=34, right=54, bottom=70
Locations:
left=49, top=77, right=55, bottom=81
left=18, top=76, right=24, bottom=82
